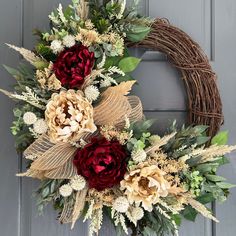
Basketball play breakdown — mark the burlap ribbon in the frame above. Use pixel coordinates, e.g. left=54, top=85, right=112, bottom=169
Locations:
left=18, top=81, right=143, bottom=180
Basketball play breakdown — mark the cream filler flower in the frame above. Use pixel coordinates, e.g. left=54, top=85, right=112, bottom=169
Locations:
left=23, top=112, right=37, bottom=125
left=120, top=162, right=171, bottom=212
left=76, top=28, right=101, bottom=47
left=33, top=119, right=48, bottom=134
left=50, top=39, right=64, bottom=54
left=45, top=90, right=97, bottom=142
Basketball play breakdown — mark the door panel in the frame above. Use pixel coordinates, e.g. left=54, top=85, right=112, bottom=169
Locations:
left=214, top=1, right=236, bottom=235
left=0, top=0, right=22, bottom=236
left=1, top=0, right=236, bottom=236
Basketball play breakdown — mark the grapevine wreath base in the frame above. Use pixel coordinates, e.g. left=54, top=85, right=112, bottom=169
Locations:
left=131, top=18, right=223, bottom=138
left=0, top=1, right=235, bottom=236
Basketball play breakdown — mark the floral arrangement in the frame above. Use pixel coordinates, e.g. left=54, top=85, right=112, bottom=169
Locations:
left=1, top=1, right=236, bottom=236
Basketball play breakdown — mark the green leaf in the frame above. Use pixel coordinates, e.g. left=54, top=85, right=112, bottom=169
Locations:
left=3, top=65, right=21, bottom=79
left=196, top=163, right=219, bottom=173
left=194, top=125, right=209, bottom=133
left=171, top=214, right=182, bottom=226
left=182, top=205, right=198, bottom=222
left=33, top=60, right=49, bottom=70
left=115, top=74, right=134, bottom=83
left=205, top=175, right=226, bottom=182
left=211, top=131, right=228, bottom=145
left=216, top=182, right=236, bottom=189
left=126, top=25, right=150, bottom=42
left=214, top=156, right=230, bottom=166
left=143, top=226, right=157, bottom=236
left=42, top=186, right=50, bottom=198
left=118, top=57, right=141, bottom=73
left=196, top=193, right=215, bottom=204
left=63, top=6, right=73, bottom=20
left=196, top=136, right=210, bottom=145
left=104, top=56, right=122, bottom=69
left=115, top=224, right=125, bottom=236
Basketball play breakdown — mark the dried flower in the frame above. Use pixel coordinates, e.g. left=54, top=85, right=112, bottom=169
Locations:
left=84, top=85, right=100, bottom=102
left=113, top=197, right=129, bottom=213
left=149, top=135, right=161, bottom=145
left=126, top=206, right=144, bottom=225
left=85, top=19, right=94, bottom=30
left=45, top=90, right=96, bottom=142
left=33, top=119, right=48, bottom=134
left=63, top=35, right=76, bottom=48
left=100, top=79, right=111, bottom=88
left=50, top=40, right=64, bottom=54
left=100, top=125, right=132, bottom=145
left=76, top=28, right=101, bottom=47
left=70, top=175, right=86, bottom=191
left=36, top=63, right=62, bottom=90
left=25, top=155, right=37, bottom=161
left=132, top=149, right=147, bottom=163
left=59, top=184, right=73, bottom=197
left=120, top=162, right=171, bottom=211
left=102, top=33, right=124, bottom=56
left=23, top=112, right=37, bottom=125
left=47, top=74, right=62, bottom=90
left=6, top=44, right=44, bottom=67
left=130, top=206, right=144, bottom=221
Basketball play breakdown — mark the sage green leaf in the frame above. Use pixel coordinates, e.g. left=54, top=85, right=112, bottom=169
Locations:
left=143, top=226, right=157, bottom=236
left=3, top=65, right=21, bottom=79
left=196, top=136, right=210, bottom=145
left=42, top=186, right=50, bottom=198
left=205, top=175, right=226, bottom=182
left=211, top=131, right=228, bottom=145
left=127, top=25, right=150, bottom=42
left=214, top=156, right=230, bottom=166
left=118, top=57, right=141, bottom=73
left=196, top=163, right=219, bottom=173
left=194, top=125, right=209, bottom=133
left=216, top=182, right=236, bottom=189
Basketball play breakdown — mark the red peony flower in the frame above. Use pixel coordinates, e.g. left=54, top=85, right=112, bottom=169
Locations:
left=53, top=44, right=95, bottom=88
left=73, top=137, right=128, bottom=191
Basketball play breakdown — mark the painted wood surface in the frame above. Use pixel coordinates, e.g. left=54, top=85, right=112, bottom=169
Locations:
left=0, top=0, right=236, bottom=235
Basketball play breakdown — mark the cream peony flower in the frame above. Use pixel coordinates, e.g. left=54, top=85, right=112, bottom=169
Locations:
left=120, top=162, right=171, bottom=212
left=45, top=90, right=97, bottom=142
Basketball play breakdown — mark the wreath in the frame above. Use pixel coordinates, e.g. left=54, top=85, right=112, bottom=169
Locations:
left=1, top=1, right=235, bottom=236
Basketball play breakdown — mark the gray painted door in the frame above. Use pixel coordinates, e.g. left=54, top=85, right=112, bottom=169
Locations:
left=1, top=0, right=236, bottom=235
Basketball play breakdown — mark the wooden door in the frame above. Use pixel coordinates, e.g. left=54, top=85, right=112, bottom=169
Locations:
left=1, top=0, right=236, bottom=235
